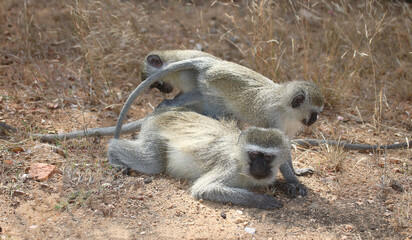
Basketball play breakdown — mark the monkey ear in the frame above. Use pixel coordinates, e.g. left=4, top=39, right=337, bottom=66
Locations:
left=291, top=93, right=305, bottom=108
left=147, top=54, right=163, bottom=68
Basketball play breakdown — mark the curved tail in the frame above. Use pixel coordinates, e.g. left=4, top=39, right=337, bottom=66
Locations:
left=114, top=57, right=214, bottom=139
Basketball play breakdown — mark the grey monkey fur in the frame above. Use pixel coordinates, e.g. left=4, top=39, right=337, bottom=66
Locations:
left=108, top=107, right=304, bottom=209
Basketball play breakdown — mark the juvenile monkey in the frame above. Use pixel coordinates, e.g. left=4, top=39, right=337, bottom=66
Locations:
left=108, top=107, right=302, bottom=209
left=115, top=50, right=324, bottom=139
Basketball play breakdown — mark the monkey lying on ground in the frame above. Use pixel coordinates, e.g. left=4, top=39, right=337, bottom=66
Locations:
left=108, top=107, right=303, bottom=209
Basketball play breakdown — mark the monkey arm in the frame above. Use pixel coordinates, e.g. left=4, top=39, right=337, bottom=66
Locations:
left=279, top=161, right=307, bottom=198
left=292, top=139, right=412, bottom=150
left=190, top=173, right=283, bottom=209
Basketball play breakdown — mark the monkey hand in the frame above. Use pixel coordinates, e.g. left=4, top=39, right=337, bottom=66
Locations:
left=294, top=168, right=314, bottom=176
left=255, top=194, right=284, bottom=209
left=286, top=182, right=307, bottom=198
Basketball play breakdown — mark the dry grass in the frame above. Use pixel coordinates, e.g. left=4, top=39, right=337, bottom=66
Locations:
left=220, top=0, right=412, bottom=109
left=0, top=0, right=411, bottom=239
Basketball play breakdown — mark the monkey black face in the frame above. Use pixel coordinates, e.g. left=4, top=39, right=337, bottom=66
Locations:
left=302, top=112, right=318, bottom=126
left=146, top=54, right=174, bottom=93
left=248, top=151, right=274, bottom=179
left=150, top=81, right=174, bottom=93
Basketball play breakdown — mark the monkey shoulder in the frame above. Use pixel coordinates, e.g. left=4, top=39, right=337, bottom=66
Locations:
left=203, top=65, right=275, bottom=100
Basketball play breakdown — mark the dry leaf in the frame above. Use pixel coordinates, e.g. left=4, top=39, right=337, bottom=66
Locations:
left=9, top=147, right=24, bottom=153
left=389, top=158, right=401, bottom=164
left=47, top=102, right=59, bottom=109
left=4, top=160, right=13, bottom=165
left=29, top=163, right=56, bottom=181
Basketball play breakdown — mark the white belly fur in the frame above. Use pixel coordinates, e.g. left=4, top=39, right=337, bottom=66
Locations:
left=166, top=147, right=204, bottom=180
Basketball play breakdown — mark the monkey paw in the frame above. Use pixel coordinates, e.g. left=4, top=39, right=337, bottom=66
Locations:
left=286, top=183, right=307, bottom=198
left=257, top=195, right=284, bottom=209
left=294, top=168, right=315, bottom=176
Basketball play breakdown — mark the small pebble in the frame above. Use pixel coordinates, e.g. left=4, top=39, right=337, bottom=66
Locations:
left=234, top=218, right=246, bottom=224
left=244, top=227, right=256, bottom=234
left=220, top=212, right=227, bottom=219
left=389, top=180, right=404, bottom=192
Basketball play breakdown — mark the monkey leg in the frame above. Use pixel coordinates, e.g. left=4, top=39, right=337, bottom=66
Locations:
left=190, top=172, right=283, bottom=209
left=285, top=152, right=314, bottom=176
left=286, top=147, right=314, bottom=176
left=279, top=163, right=307, bottom=198
left=107, top=138, right=164, bottom=175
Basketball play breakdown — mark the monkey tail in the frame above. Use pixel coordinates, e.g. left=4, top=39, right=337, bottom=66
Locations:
left=292, top=139, right=411, bottom=150
left=114, top=57, right=213, bottom=139
left=1, top=119, right=144, bottom=143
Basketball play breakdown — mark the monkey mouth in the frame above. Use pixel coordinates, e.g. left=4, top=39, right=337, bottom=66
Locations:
left=302, top=112, right=318, bottom=126
left=302, top=119, right=313, bottom=126
left=251, top=171, right=272, bottom=180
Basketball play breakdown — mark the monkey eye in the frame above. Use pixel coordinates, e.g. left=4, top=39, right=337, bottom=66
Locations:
left=147, top=54, right=163, bottom=68
left=248, top=151, right=261, bottom=159
left=263, top=154, right=274, bottom=162
left=291, top=93, right=305, bottom=108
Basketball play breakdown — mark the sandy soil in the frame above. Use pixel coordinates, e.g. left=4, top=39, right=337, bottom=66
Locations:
left=1, top=1, right=411, bottom=239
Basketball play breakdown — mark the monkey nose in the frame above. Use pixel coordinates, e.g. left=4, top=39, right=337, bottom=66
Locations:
left=303, top=112, right=318, bottom=126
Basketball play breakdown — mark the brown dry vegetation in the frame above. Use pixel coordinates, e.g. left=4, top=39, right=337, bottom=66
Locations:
left=0, top=0, right=411, bottom=239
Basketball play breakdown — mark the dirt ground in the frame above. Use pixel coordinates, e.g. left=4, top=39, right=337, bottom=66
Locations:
left=0, top=1, right=411, bottom=239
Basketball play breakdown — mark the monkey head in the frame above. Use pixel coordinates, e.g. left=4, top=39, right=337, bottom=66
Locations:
left=240, top=127, right=290, bottom=185
left=284, top=81, right=324, bottom=130
left=140, top=54, right=174, bottom=93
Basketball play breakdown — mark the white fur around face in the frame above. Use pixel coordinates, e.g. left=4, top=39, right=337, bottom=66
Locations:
left=284, top=118, right=303, bottom=138
left=244, top=145, right=281, bottom=155
left=240, top=166, right=279, bottom=187
left=239, top=145, right=283, bottom=187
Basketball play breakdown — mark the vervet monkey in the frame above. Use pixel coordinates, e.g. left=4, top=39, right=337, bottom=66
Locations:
left=114, top=50, right=325, bottom=139
left=108, top=107, right=302, bottom=209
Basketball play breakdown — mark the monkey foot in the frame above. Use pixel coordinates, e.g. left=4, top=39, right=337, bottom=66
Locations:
left=294, top=168, right=314, bottom=176
left=286, top=183, right=307, bottom=198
